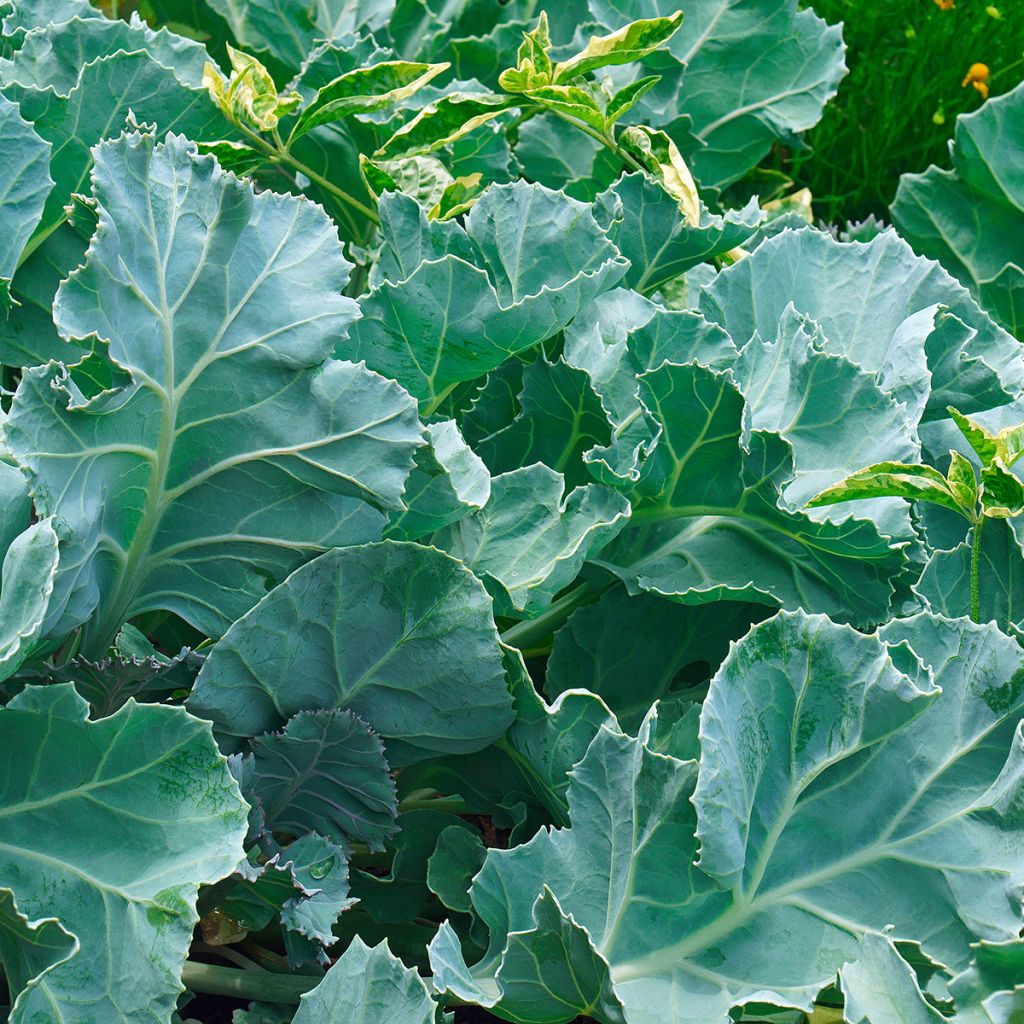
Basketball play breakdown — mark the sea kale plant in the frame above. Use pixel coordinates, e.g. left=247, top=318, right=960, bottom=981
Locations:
left=2, top=1, right=1024, bottom=1023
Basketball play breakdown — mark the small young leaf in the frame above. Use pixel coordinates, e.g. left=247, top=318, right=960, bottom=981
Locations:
left=946, top=449, right=979, bottom=511
left=980, top=459, right=1024, bottom=518
left=204, top=45, right=300, bottom=132
left=948, top=405, right=999, bottom=463
left=619, top=124, right=700, bottom=225
left=518, top=11, right=553, bottom=81
left=605, top=74, right=661, bottom=126
left=806, top=462, right=970, bottom=517
left=248, top=709, right=399, bottom=851
left=290, top=61, right=450, bottom=142
left=498, top=12, right=554, bottom=92
left=553, top=11, right=684, bottom=84
left=359, top=153, right=454, bottom=210
left=376, top=92, right=514, bottom=159
left=522, top=84, right=607, bottom=132
left=998, top=422, right=1024, bottom=467
left=430, top=173, right=484, bottom=220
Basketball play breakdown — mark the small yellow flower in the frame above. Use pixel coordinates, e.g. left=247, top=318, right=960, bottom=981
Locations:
left=987, top=5, right=1003, bottom=18
left=933, top=108, right=946, bottom=125
left=962, top=62, right=991, bottom=100
left=934, top=0, right=955, bottom=9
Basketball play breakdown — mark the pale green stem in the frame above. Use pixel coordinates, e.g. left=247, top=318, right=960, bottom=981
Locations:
left=236, top=124, right=381, bottom=226
left=971, top=516, right=986, bottom=623
left=543, top=106, right=644, bottom=174
left=181, top=961, right=319, bottom=1003
left=499, top=578, right=609, bottom=649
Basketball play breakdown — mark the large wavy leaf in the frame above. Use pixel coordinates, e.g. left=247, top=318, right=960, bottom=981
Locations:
left=893, top=81, right=1024, bottom=339
left=0, top=13, right=209, bottom=94
left=431, top=611, right=1024, bottom=1023
left=5, top=131, right=422, bottom=656
left=0, top=684, right=247, bottom=1023
left=700, top=227, right=1024, bottom=425
left=1, top=49, right=235, bottom=366
left=188, top=540, right=514, bottom=764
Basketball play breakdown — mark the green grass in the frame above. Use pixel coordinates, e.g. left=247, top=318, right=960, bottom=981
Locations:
left=767, top=0, right=1024, bottom=225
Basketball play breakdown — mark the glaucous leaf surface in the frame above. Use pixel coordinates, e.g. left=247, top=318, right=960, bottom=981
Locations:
left=346, top=184, right=628, bottom=406
left=188, top=541, right=513, bottom=764
left=597, top=172, right=763, bottom=297
left=0, top=516, right=59, bottom=681
left=4, top=51, right=231, bottom=250
left=915, top=519, right=1024, bottom=633
left=0, top=684, right=248, bottom=1023
left=432, top=611, right=1024, bottom=1024
left=434, top=464, right=630, bottom=616
left=591, top=361, right=910, bottom=624
left=5, top=131, right=422, bottom=655
left=840, top=932, right=946, bottom=1024
left=0, top=888, right=77, bottom=1022
left=700, top=227, right=1024, bottom=426
left=0, top=93, right=49, bottom=304
left=384, top=418, right=490, bottom=541
left=0, top=48, right=237, bottom=368
left=893, top=81, right=1024, bottom=339
left=949, top=940, right=1024, bottom=1024
left=461, top=356, right=613, bottom=488
left=0, top=0, right=101, bottom=46
left=293, top=936, right=436, bottom=1024
left=0, top=13, right=210, bottom=93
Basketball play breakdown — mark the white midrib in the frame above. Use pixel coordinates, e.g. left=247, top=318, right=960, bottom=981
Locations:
left=79, top=181, right=297, bottom=656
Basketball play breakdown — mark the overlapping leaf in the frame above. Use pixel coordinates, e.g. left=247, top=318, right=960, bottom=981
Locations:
left=345, top=183, right=628, bottom=406
left=589, top=0, right=846, bottom=188
left=293, top=936, right=437, bottom=1024
left=0, top=93, right=49, bottom=308
left=700, top=227, right=1024, bottom=425
left=434, top=464, right=630, bottom=617
left=893, top=81, right=1024, bottom=339
left=0, top=684, right=247, bottom=1023
left=1, top=47, right=237, bottom=366
left=0, top=13, right=210, bottom=93
left=188, top=540, right=514, bottom=763
left=591, top=360, right=910, bottom=624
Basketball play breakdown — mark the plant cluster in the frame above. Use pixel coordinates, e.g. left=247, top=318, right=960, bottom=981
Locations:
left=2, top=2, right=1024, bottom=1024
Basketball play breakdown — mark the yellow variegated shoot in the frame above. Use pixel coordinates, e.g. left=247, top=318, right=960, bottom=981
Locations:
left=203, top=47, right=452, bottom=228
left=809, top=406, right=1024, bottom=621
left=380, top=11, right=696, bottom=222
left=203, top=44, right=301, bottom=132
